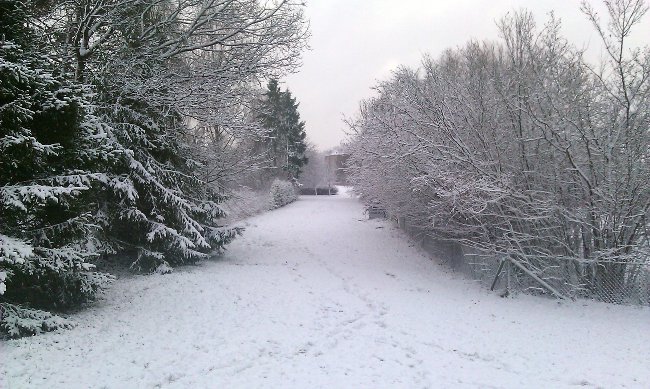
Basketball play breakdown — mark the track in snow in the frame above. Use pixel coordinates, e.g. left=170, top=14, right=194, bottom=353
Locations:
left=2, top=191, right=649, bottom=388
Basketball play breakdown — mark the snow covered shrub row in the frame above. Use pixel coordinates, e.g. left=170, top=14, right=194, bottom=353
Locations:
left=220, top=187, right=273, bottom=223
left=270, top=179, right=298, bottom=209
left=347, top=6, right=650, bottom=302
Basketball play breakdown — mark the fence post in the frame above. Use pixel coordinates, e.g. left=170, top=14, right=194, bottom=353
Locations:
left=508, top=256, right=570, bottom=300
left=505, top=259, right=511, bottom=296
left=490, top=258, right=507, bottom=291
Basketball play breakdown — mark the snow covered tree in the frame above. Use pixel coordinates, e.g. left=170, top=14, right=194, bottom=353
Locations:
left=348, top=2, right=650, bottom=302
left=258, top=79, right=285, bottom=170
left=1, top=0, right=309, bottom=336
left=257, top=79, right=308, bottom=180
left=96, top=98, right=242, bottom=271
left=25, top=0, right=308, bottom=270
left=283, top=91, right=309, bottom=179
left=0, top=0, right=114, bottom=337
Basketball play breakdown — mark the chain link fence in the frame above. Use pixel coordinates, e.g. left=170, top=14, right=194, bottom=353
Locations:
left=392, top=214, right=650, bottom=306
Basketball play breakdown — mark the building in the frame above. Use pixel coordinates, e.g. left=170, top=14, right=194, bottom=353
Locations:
left=325, top=153, right=350, bottom=185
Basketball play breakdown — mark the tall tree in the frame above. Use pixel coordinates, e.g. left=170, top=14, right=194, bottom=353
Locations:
left=258, top=79, right=308, bottom=179
left=0, top=0, right=114, bottom=337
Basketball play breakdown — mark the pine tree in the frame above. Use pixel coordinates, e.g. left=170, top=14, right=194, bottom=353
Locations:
left=80, top=4, right=241, bottom=271
left=0, top=0, right=114, bottom=337
left=96, top=96, right=241, bottom=271
left=282, top=91, right=309, bottom=179
left=258, top=79, right=284, bottom=169
left=258, top=79, right=308, bottom=180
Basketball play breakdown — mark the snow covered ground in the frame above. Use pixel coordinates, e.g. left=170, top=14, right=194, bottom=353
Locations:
left=2, top=189, right=649, bottom=388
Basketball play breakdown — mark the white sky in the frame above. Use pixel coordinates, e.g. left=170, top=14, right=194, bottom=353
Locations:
left=284, top=0, right=650, bottom=151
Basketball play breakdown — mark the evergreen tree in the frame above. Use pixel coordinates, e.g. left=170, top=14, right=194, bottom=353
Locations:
left=283, top=91, right=309, bottom=179
left=86, top=5, right=241, bottom=271
left=258, top=79, right=308, bottom=179
left=259, top=79, right=285, bottom=169
left=0, top=0, right=114, bottom=337
left=96, top=95, right=241, bottom=271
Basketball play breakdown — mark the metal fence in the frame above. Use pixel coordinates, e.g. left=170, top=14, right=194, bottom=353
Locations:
left=392, top=215, right=650, bottom=306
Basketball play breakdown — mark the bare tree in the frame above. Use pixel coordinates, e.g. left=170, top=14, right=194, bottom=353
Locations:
left=348, top=2, right=650, bottom=302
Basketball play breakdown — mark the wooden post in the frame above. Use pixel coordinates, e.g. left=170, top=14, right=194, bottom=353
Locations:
left=490, top=258, right=507, bottom=291
left=506, top=259, right=511, bottom=295
left=508, top=256, right=569, bottom=300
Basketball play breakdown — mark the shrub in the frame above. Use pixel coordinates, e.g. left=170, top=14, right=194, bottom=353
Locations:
left=319, top=186, right=338, bottom=195
left=0, top=303, right=76, bottom=338
left=300, top=187, right=339, bottom=195
left=270, top=179, right=297, bottom=208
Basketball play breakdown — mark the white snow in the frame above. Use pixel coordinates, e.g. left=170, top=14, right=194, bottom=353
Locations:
left=0, top=234, right=33, bottom=266
left=2, top=190, right=649, bottom=388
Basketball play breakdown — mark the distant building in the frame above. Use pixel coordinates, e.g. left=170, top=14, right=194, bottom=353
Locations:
left=325, top=153, right=350, bottom=185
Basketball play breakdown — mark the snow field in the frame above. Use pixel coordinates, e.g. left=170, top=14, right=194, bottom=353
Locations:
left=2, top=190, right=649, bottom=388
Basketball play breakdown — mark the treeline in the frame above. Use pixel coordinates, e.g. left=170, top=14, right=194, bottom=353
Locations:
left=0, top=0, right=308, bottom=336
left=348, top=1, right=650, bottom=301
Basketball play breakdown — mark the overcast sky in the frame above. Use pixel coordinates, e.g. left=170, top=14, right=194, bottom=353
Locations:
left=284, top=0, right=650, bottom=151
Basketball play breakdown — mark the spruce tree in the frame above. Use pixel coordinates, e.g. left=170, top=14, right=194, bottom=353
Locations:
left=258, top=79, right=308, bottom=179
left=96, top=96, right=241, bottom=271
left=80, top=4, right=241, bottom=271
left=282, top=91, right=309, bottom=179
left=0, top=0, right=114, bottom=337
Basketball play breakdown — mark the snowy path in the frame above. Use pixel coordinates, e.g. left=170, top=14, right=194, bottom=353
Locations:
left=2, top=192, right=649, bottom=388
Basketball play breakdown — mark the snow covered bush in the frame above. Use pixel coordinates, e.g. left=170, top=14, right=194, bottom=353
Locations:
left=153, top=262, right=173, bottom=275
left=270, top=179, right=298, bottom=209
left=0, top=303, right=75, bottom=339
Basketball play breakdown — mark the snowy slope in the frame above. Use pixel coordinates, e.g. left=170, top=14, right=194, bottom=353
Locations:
left=2, top=190, right=649, bottom=388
